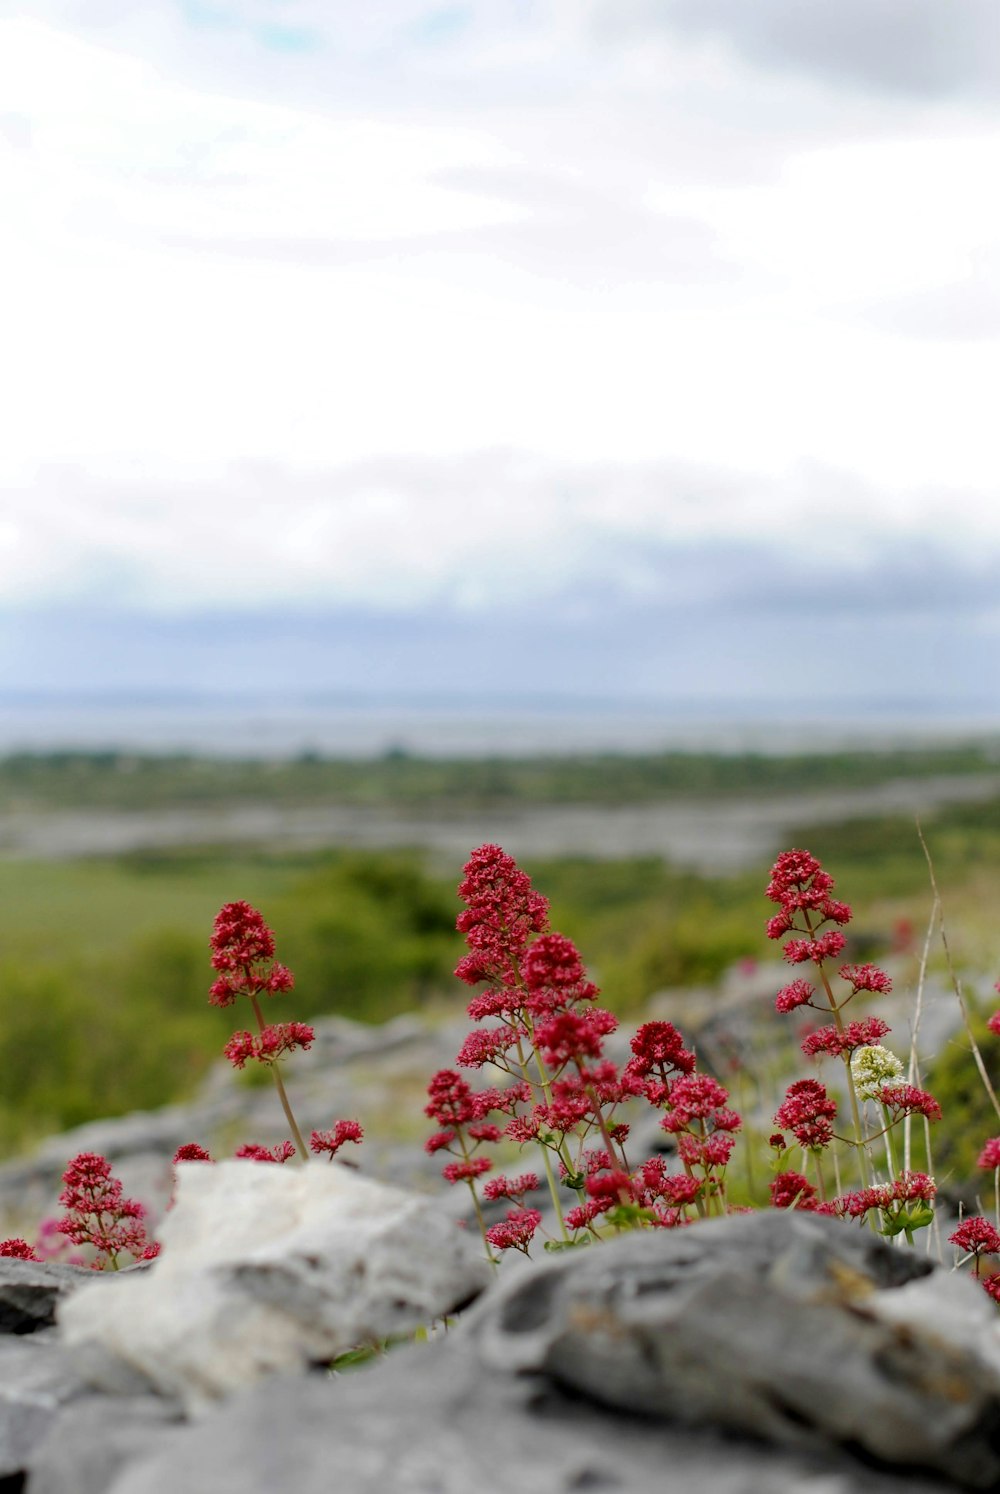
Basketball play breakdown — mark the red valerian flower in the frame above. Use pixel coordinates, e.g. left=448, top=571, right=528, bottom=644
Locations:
left=482, top=1172, right=539, bottom=1202
left=309, top=1120, right=364, bottom=1159
left=950, top=1216, right=1000, bottom=1258
left=57, top=1151, right=155, bottom=1267
left=454, top=844, right=549, bottom=987
left=425, top=1069, right=478, bottom=1127
left=0, top=1238, right=39, bottom=1259
left=441, top=1157, right=493, bottom=1184
left=522, top=933, right=598, bottom=1015
left=773, top=1079, right=838, bottom=1150
left=234, top=1141, right=296, bottom=1163
left=878, top=1085, right=942, bottom=1122
left=800, top=1016, right=891, bottom=1059
left=485, top=1208, right=542, bottom=1253
left=626, top=1021, right=696, bottom=1079
left=223, top=1021, right=315, bottom=1070
left=978, top=1138, right=1000, bottom=1170
left=983, top=1273, right=1000, bottom=1304
left=988, top=1011, right=1000, bottom=1037
left=172, top=1143, right=213, bottom=1164
left=775, top=979, right=815, bottom=1014
left=783, top=932, right=847, bottom=966
left=208, top=902, right=294, bottom=1007
left=765, top=850, right=835, bottom=910
left=838, top=963, right=893, bottom=995
left=769, top=1171, right=819, bottom=1210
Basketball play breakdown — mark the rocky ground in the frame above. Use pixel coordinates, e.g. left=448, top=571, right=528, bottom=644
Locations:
left=1, top=1200, right=998, bottom=1493
left=1, top=771, right=998, bottom=870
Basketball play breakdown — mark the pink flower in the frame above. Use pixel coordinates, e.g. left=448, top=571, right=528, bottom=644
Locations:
left=626, top=1021, right=696, bottom=1078
left=522, top=933, right=598, bottom=1014
left=769, top=1171, right=819, bottom=1210
left=978, top=1138, right=1000, bottom=1170
left=774, top=1079, right=837, bottom=1150
left=950, top=1216, right=1000, bottom=1258
left=441, top=1157, right=493, bottom=1184
left=425, top=1069, right=477, bottom=1127
left=534, top=1007, right=617, bottom=1068
left=485, top=1208, right=542, bottom=1253
left=0, top=1238, right=39, bottom=1260
left=172, top=1143, right=214, bottom=1164
left=57, top=1151, right=154, bottom=1267
left=456, top=1027, right=517, bottom=1069
left=482, top=1172, right=539, bottom=1202
left=309, top=1120, right=364, bottom=1159
left=783, top=932, right=847, bottom=965
left=454, top=844, right=548, bottom=987
left=878, top=1085, right=942, bottom=1122
left=800, top=1016, right=891, bottom=1059
left=775, top=979, right=814, bottom=1014
left=765, top=850, right=835, bottom=910
left=234, top=1141, right=296, bottom=1163
left=838, top=963, right=893, bottom=995
left=983, top=1273, right=1000, bottom=1304
left=988, top=1011, right=1000, bottom=1037
left=223, top=1021, right=314, bottom=1070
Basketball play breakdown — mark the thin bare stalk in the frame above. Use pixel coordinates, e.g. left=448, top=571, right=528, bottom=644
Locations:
left=904, top=898, right=937, bottom=1172
left=249, top=993, right=309, bottom=1157
left=917, top=822, right=1000, bottom=1123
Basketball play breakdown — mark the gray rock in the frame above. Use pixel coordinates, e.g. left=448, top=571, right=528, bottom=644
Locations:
left=0, top=1259, right=129, bottom=1335
left=467, top=1210, right=1000, bottom=1488
left=58, top=1159, right=491, bottom=1412
left=100, top=1339, right=947, bottom=1494
left=27, top=1394, right=185, bottom=1494
left=0, top=1335, right=90, bottom=1477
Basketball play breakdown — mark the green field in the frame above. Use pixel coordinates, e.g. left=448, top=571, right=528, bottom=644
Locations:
left=1, top=747, right=1000, bottom=1160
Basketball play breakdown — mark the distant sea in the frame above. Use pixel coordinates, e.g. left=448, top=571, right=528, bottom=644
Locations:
left=1, top=695, right=999, bottom=759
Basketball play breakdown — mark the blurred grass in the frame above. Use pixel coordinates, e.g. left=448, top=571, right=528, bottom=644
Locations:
left=0, top=749, right=999, bottom=1164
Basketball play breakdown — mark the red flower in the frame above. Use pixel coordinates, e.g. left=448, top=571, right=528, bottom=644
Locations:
left=442, top=1157, right=493, bottom=1184
left=234, top=1141, right=296, bottom=1163
left=774, top=1079, right=837, bottom=1150
left=0, top=1238, right=39, bottom=1260
left=485, top=1208, right=542, bottom=1253
left=800, top=1016, right=891, bottom=1059
left=454, top=844, right=548, bottom=987
left=172, top=1143, right=213, bottom=1164
left=878, top=1085, right=942, bottom=1122
left=839, top=963, right=892, bottom=995
left=978, top=1138, right=1000, bottom=1170
left=988, top=1011, right=1000, bottom=1037
left=775, top=979, right=814, bottom=1014
left=309, top=1121, right=364, bottom=1159
left=783, top=932, right=847, bottom=966
left=57, top=1151, right=154, bottom=1267
left=950, top=1216, right=1000, bottom=1258
left=769, top=1171, right=819, bottom=1210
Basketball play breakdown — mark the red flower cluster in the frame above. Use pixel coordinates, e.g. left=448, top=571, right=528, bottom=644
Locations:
left=837, top=1171, right=936, bottom=1221
left=425, top=845, right=743, bottom=1258
left=800, top=1016, right=891, bottom=1059
left=57, top=1151, right=157, bottom=1267
left=769, top=1170, right=823, bottom=1211
left=878, top=1085, right=942, bottom=1122
left=454, top=844, right=549, bottom=987
left=0, top=1238, right=39, bottom=1260
left=223, top=1021, right=315, bottom=1070
left=773, top=1079, right=838, bottom=1150
left=978, top=1138, right=1000, bottom=1170
left=234, top=1141, right=296, bottom=1163
left=950, top=1216, right=1000, bottom=1259
left=208, top=903, right=314, bottom=1076
left=309, top=1121, right=364, bottom=1159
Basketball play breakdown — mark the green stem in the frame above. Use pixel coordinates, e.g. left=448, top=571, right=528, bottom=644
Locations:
left=249, top=992, right=308, bottom=1158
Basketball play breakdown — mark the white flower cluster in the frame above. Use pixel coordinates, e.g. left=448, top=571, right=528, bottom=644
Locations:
left=851, top=1044, right=904, bottom=1101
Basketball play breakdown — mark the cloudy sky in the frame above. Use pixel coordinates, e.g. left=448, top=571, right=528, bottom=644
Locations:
left=1, top=1, right=998, bottom=714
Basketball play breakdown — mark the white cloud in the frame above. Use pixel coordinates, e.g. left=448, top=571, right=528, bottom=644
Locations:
left=0, top=8, right=998, bottom=626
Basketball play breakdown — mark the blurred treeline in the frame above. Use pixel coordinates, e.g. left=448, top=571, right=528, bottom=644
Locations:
left=1, top=748, right=1000, bottom=1158
left=1, top=740, right=998, bottom=809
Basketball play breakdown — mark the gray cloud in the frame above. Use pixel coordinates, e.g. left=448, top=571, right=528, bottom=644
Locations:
left=645, top=0, right=1000, bottom=100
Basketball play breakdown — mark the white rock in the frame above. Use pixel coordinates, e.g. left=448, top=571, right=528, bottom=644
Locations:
left=57, top=1161, right=491, bottom=1412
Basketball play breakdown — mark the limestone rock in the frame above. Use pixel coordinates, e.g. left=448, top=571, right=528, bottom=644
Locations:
left=0, top=1258, right=132, bottom=1335
left=99, top=1339, right=946, bottom=1494
left=0, top=1335, right=90, bottom=1477
left=57, top=1159, right=490, bottom=1411
left=468, top=1210, right=1000, bottom=1488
